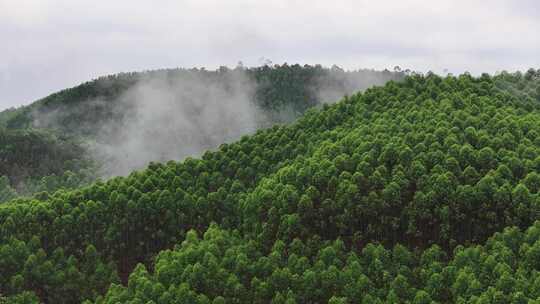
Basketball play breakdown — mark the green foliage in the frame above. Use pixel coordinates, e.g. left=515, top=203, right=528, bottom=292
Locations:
left=0, top=69, right=538, bottom=302
left=0, top=239, right=118, bottom=303
left=0, top=291, right=39, bottom=304
left=0, top=64, right=403, bottom=201
left=0, top=176, right=17, bottom=203
left=0, top=128, right=96, bottom=201
left=3, top=64, right=404, bottom=138
left=96, top=222, right=540, bottom=303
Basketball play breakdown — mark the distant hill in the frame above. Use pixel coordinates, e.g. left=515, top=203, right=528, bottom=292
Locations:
left=3, top=65, right=404, bottom=136
left=0, top=64, right=405, bottom=200
left=0, top=128, right=95, bottom=193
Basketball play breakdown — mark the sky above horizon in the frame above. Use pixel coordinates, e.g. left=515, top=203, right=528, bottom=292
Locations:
left=1, top=0, right=539, bottom=110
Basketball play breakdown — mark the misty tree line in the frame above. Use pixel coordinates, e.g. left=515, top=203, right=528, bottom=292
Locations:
left=0, top=128, right=96, bottom=199
left=0, top=64, right=405, bottom=203
left=0, top=69, right=539, bottom=302
left=3, top=64, right=405, bottom=136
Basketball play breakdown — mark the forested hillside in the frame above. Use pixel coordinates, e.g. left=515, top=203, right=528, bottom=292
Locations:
left=2, top=65, right=402, bottom=137
left=0, top=69, right=539, bottom=303
left=0, top=128, right=95, bottom=191
left=0, top=64, right=403, bottom=202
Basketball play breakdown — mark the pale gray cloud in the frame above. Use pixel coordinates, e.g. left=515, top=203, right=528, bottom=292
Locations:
left=1, top=0, right=539, bottom=109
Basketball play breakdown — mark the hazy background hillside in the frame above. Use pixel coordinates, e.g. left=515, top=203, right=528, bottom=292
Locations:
left=0, top=64, right=404, bottom=200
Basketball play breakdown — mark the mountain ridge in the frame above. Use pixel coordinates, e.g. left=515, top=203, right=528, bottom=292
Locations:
left=0, top=64, right=405, bottom=201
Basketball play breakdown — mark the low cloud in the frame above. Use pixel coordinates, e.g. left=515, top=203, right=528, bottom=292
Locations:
left=24, top=66, right=403, bottom=177
left=90, top=69, right=263, bottom=176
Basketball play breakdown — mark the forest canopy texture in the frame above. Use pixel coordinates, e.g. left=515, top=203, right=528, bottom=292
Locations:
left=0, top=68, right=540, bottom=303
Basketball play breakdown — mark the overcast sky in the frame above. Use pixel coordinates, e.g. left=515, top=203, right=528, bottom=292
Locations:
left=1, top=0, right=539, bottom=110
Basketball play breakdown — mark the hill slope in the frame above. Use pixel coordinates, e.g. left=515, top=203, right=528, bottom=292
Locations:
left=0, top=70, right=540, bottom=303
left=2, top=65, right=403, bottom=137
left=0, top=65, right=404, bottom=201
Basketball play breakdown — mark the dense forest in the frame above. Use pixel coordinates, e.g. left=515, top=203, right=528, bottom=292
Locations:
left=0, top=68, right=539, bottom=303
left=0, top=64, right=404, bottom=202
